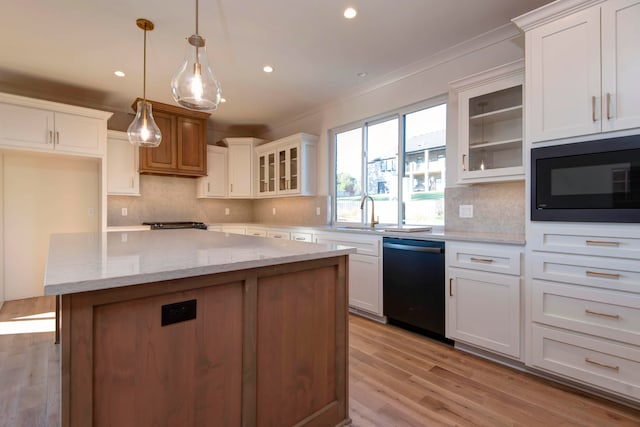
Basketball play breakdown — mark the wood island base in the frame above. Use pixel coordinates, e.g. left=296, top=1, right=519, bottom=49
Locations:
left=60, top=256, right=350, bottom=427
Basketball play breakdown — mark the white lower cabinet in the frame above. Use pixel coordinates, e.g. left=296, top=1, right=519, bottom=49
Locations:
left=527, top=222, right=640, bottom=403
left=314, top=232, right=382, bottom=317
left=446, top=242, right=522, bottom=359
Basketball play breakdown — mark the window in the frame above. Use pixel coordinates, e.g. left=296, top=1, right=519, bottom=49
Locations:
left=332, top=98, right=446, bottom=226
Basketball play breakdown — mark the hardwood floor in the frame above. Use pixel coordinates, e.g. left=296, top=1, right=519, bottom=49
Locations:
left=1, top=297, right=639, bottom=426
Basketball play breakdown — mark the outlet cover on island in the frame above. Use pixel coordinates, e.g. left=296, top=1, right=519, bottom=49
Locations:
left=121, top=207, right=128, bottom=216
left=272, top=207, right=276, bottom=215
left=224, top=208, right=230, bottom=216
left=459, top=204, right=473, bottom=218
left=316, top=207, right=321, bottom=216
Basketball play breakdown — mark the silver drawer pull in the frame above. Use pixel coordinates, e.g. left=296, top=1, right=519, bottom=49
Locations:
left=585, top=358, right=619, bottom=371
left=470, top=257, right=494, bottom=264
left=294, top=237, right=306, bottom=241
left=585, top=309, right=620, bottom=320
left=586, top=240, right=620, bottom=247
left=586, top=270, right=621, bottom=279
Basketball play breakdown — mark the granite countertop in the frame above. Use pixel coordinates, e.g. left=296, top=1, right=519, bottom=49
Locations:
left=44, top=229, right=354, bottom=296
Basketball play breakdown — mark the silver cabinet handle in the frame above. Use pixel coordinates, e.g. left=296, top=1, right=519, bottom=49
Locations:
left=56, top=131, right=60, bottom=145
left=586, top=270, right=621, bottom=279
left=586, top=240, right=620, bottom=247
left=606, top=93, right=612, bottom=120
left=461, top=154, right=466, bottom=172
left=294, top=237, right=306, bottom=241
left=470, top=257, right=494, bottom=264
left=48, top=130, right=53, bottom=144
left=585, top=358, right=619, bottom=371
left=449, top=278, right=453, bottom=297
left=585, top=309, right=620, bottom=320
left=207, top=182, right=211, bottom=193
left=592, top=96, right=597, bottom=122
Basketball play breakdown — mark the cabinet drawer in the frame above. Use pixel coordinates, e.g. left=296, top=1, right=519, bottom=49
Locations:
left=532, top=280, right=640, bottom=344
left=246, top=227, right=267, bottom=237
left=222, top=226, right=246, bottom=235
left=290, top=232, right=313, bottom=242
left=529, top=224, right=640, bottom=260
left=531, top=252, right=640, bottom=294
left=267, top=230, right=290, bottom=240
left=448, top=243, right=521, bottom=275
left=314, top=233, right=380, bottom=257
left=531, top=325, right=640, bottom=401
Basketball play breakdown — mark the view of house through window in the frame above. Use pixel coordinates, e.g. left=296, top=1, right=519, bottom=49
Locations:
left=333, top=99, right=446, bottom=226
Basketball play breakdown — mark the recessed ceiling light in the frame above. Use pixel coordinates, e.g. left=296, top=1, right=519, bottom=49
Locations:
left=357, top=72, right=368, bottom=78
left=263, top=65, right=274, bottom=73
left=114, top=70, right=126, bottom=77
left=344, top=7, right=357, bottom=19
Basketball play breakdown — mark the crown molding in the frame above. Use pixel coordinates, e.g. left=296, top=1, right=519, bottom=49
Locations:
left=512, top=0, right=606, bottom=31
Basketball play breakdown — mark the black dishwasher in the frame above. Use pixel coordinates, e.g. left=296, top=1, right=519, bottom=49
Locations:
left=383, top=237, right=449, bottom=343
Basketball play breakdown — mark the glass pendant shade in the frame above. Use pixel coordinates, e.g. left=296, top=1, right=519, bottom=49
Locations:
left=171, top=36, right=221, bottom=111
left=127, top=101, right=162, bottom=147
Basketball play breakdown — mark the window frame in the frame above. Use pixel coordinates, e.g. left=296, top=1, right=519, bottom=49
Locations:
left=330, top=94, right=447, bottom=227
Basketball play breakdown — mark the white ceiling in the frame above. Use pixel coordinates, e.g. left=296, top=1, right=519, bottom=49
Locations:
left=0, top=0, right=553, bottom=128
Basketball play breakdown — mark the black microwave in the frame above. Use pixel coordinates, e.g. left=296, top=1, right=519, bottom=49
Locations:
left=531, top=134, right=640, bottom=223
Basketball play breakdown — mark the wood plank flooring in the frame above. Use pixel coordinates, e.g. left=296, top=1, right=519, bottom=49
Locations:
left=1, top=297, right=639, bottom=426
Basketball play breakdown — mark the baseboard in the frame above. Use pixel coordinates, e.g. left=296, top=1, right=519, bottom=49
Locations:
left=348, top=307, right=387, bottom=324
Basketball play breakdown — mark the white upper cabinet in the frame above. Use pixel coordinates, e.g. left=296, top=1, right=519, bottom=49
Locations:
left=225, top=137, right=264, bottom=198
left=515, top=0, right=640, bottom=143
left=197, top=145, right=228, bottom=198
left=451, top=60, right=524, bottom=183
left=255, top=133, right=317, bottom=197
left=107, top=130, right=140, bottom=196
left=0, top=92, right=111, bottom=156
left=601, top=0, right=640, bottom=132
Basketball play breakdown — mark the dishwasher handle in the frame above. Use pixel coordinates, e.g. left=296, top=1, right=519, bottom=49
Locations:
left=383, top=242, right=443, bottom=253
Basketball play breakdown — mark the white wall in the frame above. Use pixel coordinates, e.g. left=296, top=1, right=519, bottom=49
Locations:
left=0, top=155, right=3, bottom=308
left=3, top=152, right=99, bottom=300
left=259, top=26, right=526, bottom=196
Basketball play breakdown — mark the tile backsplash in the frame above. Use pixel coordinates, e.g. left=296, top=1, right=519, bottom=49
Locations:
left=107, top=175, right=330, bottom=227
left=444, top=181, right=525, bottom=235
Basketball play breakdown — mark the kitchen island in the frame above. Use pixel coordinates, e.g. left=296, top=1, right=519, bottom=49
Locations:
left=44, top=229, right=353, bottom=427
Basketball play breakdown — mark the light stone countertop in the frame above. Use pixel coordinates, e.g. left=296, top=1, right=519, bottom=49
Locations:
left=44, top=229, right=354, bottom=296
left=205, top=223, right=526, bottom=245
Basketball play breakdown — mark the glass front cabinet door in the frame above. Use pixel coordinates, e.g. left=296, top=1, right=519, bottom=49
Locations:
left=451, top=60, right=525, bottom=183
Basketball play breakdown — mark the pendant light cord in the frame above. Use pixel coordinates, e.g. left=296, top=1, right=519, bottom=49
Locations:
left=143, top=25, right=147, bottom=101
left=195, top=0, right=199, bottom=35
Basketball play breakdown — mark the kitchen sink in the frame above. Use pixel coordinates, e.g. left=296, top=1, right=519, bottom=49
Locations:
left=333, top=225, right=432, bottom=233
left=333, top=226, right=385, bottom=232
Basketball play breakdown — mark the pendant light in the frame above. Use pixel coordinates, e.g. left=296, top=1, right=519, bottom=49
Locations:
left=171, top=0, right=222, bottom=111
left=127, top=18, right=162, bottom=147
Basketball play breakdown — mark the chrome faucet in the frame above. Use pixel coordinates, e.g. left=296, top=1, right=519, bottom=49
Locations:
left=360, top=194, right=379, bottom=228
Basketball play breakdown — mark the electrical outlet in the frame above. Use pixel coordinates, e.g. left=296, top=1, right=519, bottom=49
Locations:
left=272, top=207, right=277, bottom=215
left=224, top=208, right=230, bottom=216
left=121, top=207, right=128, bottom=216
left=121, top=233, right=128, bottom=243
left=316, top=207, right=321, bottom=216
left=459, top=204, right=473, bottom=218
left=87, top=207, right=95, bottom=216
